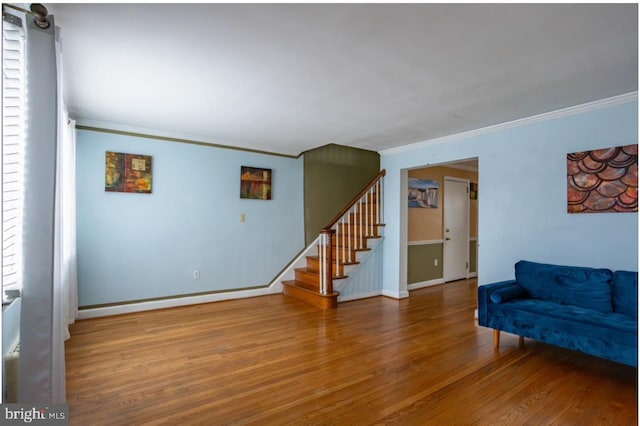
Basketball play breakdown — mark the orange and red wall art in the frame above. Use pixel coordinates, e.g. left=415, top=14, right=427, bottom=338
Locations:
left=567, top=144, right=637, bottom=213
left=240, top=166, right=272, bottom=200
left=105, top=151, right=152, bottom=194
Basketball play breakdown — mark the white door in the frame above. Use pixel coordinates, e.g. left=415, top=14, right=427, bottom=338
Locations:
left=443, top=177, right=469, bottom=282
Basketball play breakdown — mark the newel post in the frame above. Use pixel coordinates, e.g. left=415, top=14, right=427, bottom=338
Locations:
left=319, top=229, right=335, bottom=295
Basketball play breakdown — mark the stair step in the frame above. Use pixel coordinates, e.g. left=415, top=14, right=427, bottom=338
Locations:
left=332, top=231, right=379, bottom=243
left=295, top=266, right=348, bottom=283
left=282, top=280, right=339, bottom=309
left=336, top=225, right=383, bottom=237
left=333, top=239, right=368, bottom=250
left=306, top=255, right=355, bottom=276
left=318, top=246, right=369, bottom=263
left=349, top=210, right=380, bottom=217
left=307, top=255, right=359, bottom=267
left=295, top=267, right=320, bottom=288
left=332, top=233, right=382, bottom=245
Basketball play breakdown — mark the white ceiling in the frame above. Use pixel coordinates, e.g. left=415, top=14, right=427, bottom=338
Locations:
left=48, top=3, right=638, bottom=156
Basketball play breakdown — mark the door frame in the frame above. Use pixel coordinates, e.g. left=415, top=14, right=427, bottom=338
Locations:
left=400, top=158, right=479, bottom=296
left=443, top=176, right=470, bottom=282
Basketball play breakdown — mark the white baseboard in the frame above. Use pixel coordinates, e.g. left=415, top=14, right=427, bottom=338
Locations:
left=339, top=290, right=383, bottom=302
left=382, top=289, right=409, bottom=299
left=77, top=287, right=271, bottom=319
left=407, top=278, right=445, bottom=290
left=468, top=272, right=478, bottom=278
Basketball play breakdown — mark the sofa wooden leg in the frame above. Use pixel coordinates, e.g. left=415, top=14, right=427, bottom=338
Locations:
left=493, top=329, right=500, bottom=349
left=518, top=336, right=525, bottom=348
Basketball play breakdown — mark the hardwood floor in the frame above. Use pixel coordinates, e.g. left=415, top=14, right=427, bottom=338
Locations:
left=66, top=279, right=637, bottom=425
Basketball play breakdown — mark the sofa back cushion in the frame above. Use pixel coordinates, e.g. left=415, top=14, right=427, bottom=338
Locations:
left=612, top=271, right=638, bottom=318
left=515, top=260, right=613, bottom=313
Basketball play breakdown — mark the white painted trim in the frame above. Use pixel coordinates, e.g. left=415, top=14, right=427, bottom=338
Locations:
left=407, top=278, right=445, bottom=290
left=382, top=289, right=410, bottom=299
left=339, top=290, right=383, bottom=302
left=399, top=169, right=409, bottom=296
left=408, top=239, right=444, bottom=246
left=468, top=272, right=478, bottom=278
left=445, top=163, right=478, bottom=173
left=470, top=237, right=477, bottom=242
left=77, top=287, right=271, bottom=319
left=76, top=119, right=298, bottom=157
left=380, top=92, right=638, bottom=155
left=444, top=175, right=470, bottom=184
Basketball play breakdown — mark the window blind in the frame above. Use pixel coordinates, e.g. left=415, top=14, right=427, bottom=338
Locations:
left=2, top=13, right=26, bottom=300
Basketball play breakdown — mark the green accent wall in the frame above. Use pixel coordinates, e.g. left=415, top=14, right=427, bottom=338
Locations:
left=303, top=144, right=380, bottom=245
left=408, top=243, right=443, bottom=284
left=408, top=240, right=477, bottom=284
left=470, top=240, right=477, bottom=273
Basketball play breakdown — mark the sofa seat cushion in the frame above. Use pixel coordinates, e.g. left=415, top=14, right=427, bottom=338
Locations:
left=612, top=271, right=638, bottom=318
left=491, top=299, right=637, bottom=345
left=515, top=260, right=613, bottom=313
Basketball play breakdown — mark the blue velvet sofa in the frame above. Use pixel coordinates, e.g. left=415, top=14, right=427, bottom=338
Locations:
left=478, top=260, right=638, bottom=367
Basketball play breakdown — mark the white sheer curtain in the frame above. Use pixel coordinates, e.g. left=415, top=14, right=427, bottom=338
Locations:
left=51, top=26, right=77, bottom=402
left=54, top=29, right=77, bottom=342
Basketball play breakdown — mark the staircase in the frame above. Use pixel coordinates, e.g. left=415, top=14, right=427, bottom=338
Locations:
left=282, top=170, right=385, bottom=308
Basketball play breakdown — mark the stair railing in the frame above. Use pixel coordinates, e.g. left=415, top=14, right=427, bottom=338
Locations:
left=317, top=169, right=386, bottom=295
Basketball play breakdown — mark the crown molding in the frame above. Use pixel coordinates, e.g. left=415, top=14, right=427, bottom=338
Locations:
left=380, top=92, right=638, bottom=156
left=75, top=119, right=299, bottom=159
left=445, top=163, right=478, bottom=173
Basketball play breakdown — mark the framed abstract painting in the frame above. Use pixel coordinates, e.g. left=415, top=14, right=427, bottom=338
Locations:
left=240, top=166, right=272, bottom=200
left=105, top=151, right=152, bottom=194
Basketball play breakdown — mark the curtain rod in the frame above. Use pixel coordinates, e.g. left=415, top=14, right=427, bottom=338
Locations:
left=3, top=3, right=50, bottom=29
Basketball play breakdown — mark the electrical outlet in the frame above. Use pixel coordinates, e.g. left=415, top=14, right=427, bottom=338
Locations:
left=193, top=270, right=200, bottom=280
left=240, top=213, right=245, bottom=222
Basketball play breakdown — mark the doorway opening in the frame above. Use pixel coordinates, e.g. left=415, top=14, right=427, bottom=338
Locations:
left=404, top=158, right=479, bottom=291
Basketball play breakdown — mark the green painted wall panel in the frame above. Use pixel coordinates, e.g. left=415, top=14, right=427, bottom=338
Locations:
left=304, top=144, right=380, bottom=244
left=470, top=240, right=477, bottom=273
left=408, top=243, right=443, bottom=284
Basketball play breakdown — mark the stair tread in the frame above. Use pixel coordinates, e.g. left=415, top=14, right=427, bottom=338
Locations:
left=307, top=255, right=359, bottom=266
left=294, top=267, right=348, bottom=280
left=282, top=280, right=340, bottom=297
left=282, top=280, right=339, bottom=309
left=285, top=279, right=318, bottom=291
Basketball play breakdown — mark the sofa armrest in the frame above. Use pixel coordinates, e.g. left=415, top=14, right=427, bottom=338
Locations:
left=478, top=280, right=519, bottom=326
left=489, top=283, right=525, bottom=303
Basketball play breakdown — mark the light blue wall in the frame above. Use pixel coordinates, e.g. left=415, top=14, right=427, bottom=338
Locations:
left=76, top=130, right=305, bottom=307
left=381, top=100, right=638, bottom=295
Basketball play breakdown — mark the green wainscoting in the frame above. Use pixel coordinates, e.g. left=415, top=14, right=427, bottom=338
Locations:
left=408, top=243, right=443, bottom=284
left=469, top=239, right=477, bottom=274
left=409, top=240, right=477, bottom=284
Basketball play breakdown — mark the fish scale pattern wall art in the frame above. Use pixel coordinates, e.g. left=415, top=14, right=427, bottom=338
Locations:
left=567, top=144, right=638, bottom=213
